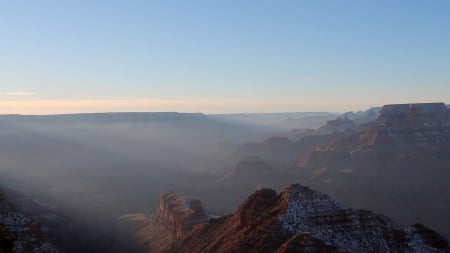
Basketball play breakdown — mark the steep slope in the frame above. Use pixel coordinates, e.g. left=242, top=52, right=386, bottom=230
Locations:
left=118, top=184, right=449, bottom=253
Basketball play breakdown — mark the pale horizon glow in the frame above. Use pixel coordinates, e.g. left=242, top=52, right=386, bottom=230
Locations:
left=0, top=98, right=448, bottom=115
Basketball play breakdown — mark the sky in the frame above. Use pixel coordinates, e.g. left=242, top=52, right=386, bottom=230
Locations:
left=1, top=0, right=449, bottom=114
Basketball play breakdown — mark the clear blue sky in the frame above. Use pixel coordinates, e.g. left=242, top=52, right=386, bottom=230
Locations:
left=1, top=0, right=449, bottom=114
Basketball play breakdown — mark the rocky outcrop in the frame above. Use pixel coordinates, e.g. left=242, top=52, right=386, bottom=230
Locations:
left=154, top=192, right=208, bottom=238
left=0, top=189, right=60, bottom=253
left=164, top=184, right=449, bottom=253
left=111, top=192, right=209, bottom=253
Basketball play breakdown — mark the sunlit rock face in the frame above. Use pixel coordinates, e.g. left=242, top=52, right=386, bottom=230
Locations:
left=116, top=184, right=449, bottom=253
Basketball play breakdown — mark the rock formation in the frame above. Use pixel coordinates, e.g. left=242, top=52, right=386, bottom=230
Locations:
left=117, top=184, right=449, bottom=253
left=227, top=102, right=450, bottom=241
left=318, top=117, right=357, bottom=133
left=0, top=189, right=60, bottom=253
left=296, top=103, right=450, bottom=240
left=111, top=192, right=209, bottom=253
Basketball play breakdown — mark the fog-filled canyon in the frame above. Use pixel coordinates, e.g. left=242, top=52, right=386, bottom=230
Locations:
left=0, top=104, right=449, bottom=252
left=0, top=111, right=336, bottom=252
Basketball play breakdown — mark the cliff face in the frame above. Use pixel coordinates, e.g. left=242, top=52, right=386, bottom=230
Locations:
left=164, top=184, right=449, bottom=253
left=361, top=103, right=450, bottom=150
left=376, top=103, right=450, bottom=128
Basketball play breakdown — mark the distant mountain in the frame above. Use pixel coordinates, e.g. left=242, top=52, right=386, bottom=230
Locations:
left=115, top=184, right=449, bottom=253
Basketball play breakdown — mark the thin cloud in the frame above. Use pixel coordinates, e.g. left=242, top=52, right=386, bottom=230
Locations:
left=5, top=91, right=37, bottom=96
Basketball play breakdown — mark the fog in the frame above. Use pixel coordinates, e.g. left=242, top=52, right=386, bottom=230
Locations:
left=0, top=112, right=333, bottom=252
left=1, top=109, right=450, bottom=252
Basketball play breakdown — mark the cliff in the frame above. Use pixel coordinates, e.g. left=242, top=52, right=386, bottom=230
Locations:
left=376, top=103, right=450, bottom=128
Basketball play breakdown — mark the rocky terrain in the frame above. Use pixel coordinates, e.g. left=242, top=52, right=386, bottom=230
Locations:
left=0, top=188, right=60, bottom=253
left=211, top=102, right=450, bottom=240
left=116, top=184, right=449, bottom=253
left=296, top=103, right=450, bottom=239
